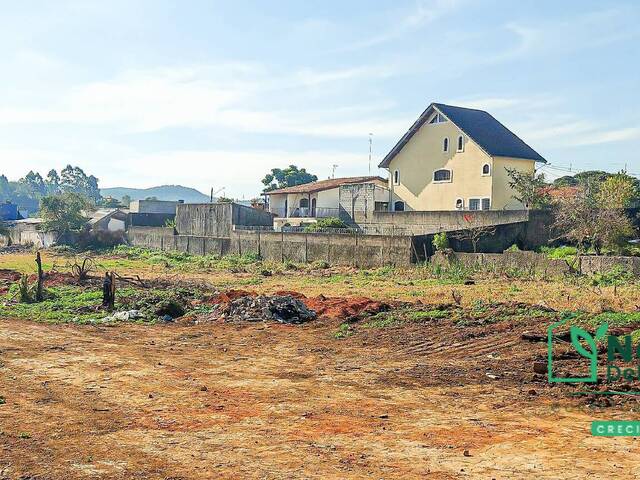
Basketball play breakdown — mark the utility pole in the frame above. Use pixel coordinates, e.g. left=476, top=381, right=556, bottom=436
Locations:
left=368, top=133, right=373, bottom=174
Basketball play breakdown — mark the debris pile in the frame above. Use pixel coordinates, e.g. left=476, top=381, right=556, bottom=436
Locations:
left=217, top=295, right=317, bottom=324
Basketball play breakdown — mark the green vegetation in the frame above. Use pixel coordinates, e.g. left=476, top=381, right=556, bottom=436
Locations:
left=39, top=192, right=91, bottom=236
left=303, top=217, right=348, bottom=232
left=334, top=323, right=354, bottom=339
left=432, top=232, right=449, bottom=251
left=262, top=165, right=318, bottom=192
left=589, top=265, right=632, bottom=287
left=504, top=244, right=520, bottom=252
left=110, top=245, right=263, bottom=272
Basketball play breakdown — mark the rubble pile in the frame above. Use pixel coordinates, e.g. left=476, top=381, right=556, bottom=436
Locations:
left=218, top=295, right=317, bottom=324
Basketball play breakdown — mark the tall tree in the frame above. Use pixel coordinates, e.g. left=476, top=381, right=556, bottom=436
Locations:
left=262, top=165, right=318, bottom=192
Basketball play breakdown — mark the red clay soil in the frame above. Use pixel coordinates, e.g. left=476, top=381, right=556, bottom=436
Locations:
left=0, top=269, right=22, bottom=294
left=201, top=288, right=391, bottom=320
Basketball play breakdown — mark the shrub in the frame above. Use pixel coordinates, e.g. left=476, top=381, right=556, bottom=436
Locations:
left=504, top=244, right=520, bottom=253
left=304, top=217, right=348, bottom=232
left=432, top=232, right=449, bottom=251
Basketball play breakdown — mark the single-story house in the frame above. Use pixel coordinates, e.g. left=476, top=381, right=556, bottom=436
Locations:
left=265, top=176, right=387, bottom=228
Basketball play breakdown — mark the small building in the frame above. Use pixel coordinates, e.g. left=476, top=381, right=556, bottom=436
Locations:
left=378, top=102, right=547, bottom=211
left=129, top=199, right=181, bottom=214
left=265, top=176, right=387, bottom=229
left=88, top=208, right=129, bottom=232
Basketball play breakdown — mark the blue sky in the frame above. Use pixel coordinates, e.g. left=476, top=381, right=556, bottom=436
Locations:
left=0, top=0, right=638, bottom=197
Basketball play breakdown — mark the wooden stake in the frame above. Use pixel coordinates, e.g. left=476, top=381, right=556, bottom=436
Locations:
left=35, top=251, right=43, bottom=302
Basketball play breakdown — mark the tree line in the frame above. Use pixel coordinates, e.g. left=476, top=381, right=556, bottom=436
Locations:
left=0, top=165, right=101, bottom=214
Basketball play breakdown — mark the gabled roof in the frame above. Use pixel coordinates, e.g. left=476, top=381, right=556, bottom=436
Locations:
left=378, top=102, right=546, bottom=168
left=265, top=176, right=386, bottom=195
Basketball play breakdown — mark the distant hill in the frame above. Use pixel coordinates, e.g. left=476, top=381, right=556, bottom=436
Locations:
left=101, top=185, right=210, bottom=203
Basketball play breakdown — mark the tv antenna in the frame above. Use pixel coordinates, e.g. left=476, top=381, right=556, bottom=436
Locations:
left=331, top=164, right=338, bottom=179
left=368, top=133, right=373, bottom=174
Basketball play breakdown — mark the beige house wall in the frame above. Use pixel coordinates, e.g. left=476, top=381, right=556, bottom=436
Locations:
left=385, top=118, right=537, bottom=211
left=491, top=156, right=535, bottom=210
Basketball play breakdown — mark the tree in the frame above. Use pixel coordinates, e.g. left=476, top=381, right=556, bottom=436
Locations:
left=262, top=165, right=317, bottom=192
left=39, top=192, right=90, bottom=239
left=596, top=173, right=639, bottom=209
left=216, top=196, right=234, bottom=203
left=552, top=181, right=635, bottom=255
left=45, top=169, right=60, bottom=195
left=121, top=195, right=131, bottom=207
left=505, top=167, right=550, bottom=209
left=59, top=165, right=101, bottom=203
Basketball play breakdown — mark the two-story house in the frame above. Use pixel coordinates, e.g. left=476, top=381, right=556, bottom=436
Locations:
left=378, top=102, right=546, bottom=211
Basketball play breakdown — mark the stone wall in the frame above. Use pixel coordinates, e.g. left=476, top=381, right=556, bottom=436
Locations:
left=126, top=227, right=412, bottom=267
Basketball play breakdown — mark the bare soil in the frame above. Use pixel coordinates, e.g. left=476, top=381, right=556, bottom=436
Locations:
left=2, top=307, right=640, bottom=479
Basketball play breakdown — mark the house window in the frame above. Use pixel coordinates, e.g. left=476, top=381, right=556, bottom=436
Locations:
left=482, top=163, right=490, bottom=176
left=393, top=170, right=400, bottom=185
left=469, top=198, right=480, bottom=211
left=429, top=113, right=447, bottom=124
left=455, top=198, right=464, bottom=210
left=394, top=201, right=405, bottom=212
left=481, top=198, right=491, bottom=210
left=443, top=137, right=449, bottom=152
left=433, top=169, right=452, bottom=182
left=457, top=135, right=464, bottom=152
left=299, top=198, right=309, bottom=208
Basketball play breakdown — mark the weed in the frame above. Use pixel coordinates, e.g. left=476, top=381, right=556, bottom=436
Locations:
left=590, top=265, right=633, bottom=287
left=19, top=432, right=31, bottom=439
left=334, top=323, right=353, bottom=339
left=588, top=311, right=640, bottom=328
left=0, top=396, right=5, bottom=405
left=504, top=244, right=520, bottom=252
left=406, top=310, right=449, bottom=321
left=363, top=312, right=399, bottom=328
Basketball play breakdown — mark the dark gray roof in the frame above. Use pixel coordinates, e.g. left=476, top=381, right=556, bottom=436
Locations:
left=379, top=102, right=546, bottom=168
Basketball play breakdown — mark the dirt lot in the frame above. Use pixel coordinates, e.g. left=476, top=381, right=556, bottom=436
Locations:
left=1, top=315, right=640, bottom=479
left=2, top=250, right=640, bottom=478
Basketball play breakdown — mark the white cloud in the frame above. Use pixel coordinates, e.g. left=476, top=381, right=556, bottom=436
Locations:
left=338, top=0, right=463, bottom=52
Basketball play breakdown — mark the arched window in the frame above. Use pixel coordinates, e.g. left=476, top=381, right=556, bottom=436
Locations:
left=482, top=164, right=490, bottom=176
left=455, top=198, right=464, bottom=210
left=394, top=201, right=405, bottom=212
left=443, top=137, right=449, bottom=152
left=433, top=169, right=452, bottom=182
left=393, top=170, right=400, bottom=185
left=457, top=135, right=464, bottom=152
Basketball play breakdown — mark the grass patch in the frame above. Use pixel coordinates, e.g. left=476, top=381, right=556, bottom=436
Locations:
left=334, top=323, right=354, bottom=339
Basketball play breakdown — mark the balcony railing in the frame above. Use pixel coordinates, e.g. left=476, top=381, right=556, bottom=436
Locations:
left=269, top=207, right=340, bottom=218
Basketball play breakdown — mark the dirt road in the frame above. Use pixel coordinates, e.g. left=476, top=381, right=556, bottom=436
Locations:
left=1, top=317, right=638, bottom=479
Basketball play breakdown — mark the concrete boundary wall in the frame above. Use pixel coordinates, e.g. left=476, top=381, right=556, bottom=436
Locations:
left=430, top=251, right=572, bottom=276
left=127, top=227, right=412, bottom=267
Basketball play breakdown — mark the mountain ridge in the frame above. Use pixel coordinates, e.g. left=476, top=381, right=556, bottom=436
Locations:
left=101, top=185, right=209, bottom=203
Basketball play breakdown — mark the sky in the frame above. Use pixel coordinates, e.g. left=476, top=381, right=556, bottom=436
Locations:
left=0, top=0, right=639, bottom=198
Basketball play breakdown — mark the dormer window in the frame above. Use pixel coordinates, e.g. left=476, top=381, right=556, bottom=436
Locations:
left=429, top=113, right=447, bottom=124
left=433, top=169, right=452, bottom=183
left=457, top=135, right=464, bottom=152
left=443, top=137, right=449, bottom=152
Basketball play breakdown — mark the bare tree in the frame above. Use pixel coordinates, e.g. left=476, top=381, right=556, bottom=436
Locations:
left=452, top=225, right=497, bottom=253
